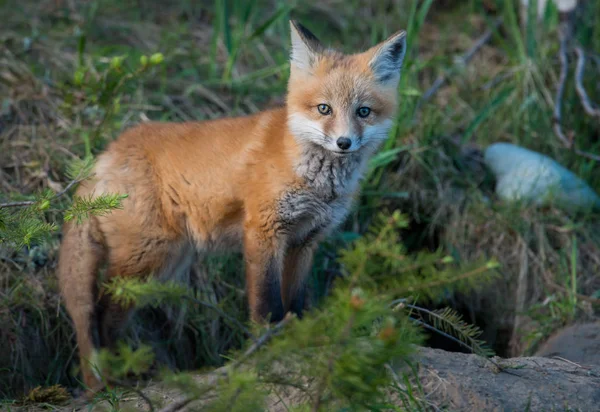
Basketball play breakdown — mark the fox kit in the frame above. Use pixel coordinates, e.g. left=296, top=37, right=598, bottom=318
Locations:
left=58, top=21, right=407, bottom=392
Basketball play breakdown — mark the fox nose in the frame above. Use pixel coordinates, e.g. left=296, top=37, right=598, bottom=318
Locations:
left=336, top=137, right=352, bottom=150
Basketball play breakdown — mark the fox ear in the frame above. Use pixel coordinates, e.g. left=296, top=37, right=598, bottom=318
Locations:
left=368, top=31, right=407, bottom=84
left=289, top=20, right=322, bottom=72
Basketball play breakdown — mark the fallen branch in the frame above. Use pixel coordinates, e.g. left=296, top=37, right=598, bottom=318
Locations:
left=551, top=10, right=600, bottom=162
left=574, top=148, right=600, bottom=162
left=181, top=295, right=256, bottom=341
left=574, top=47, right=600, bottom=118
left=0, top=177, right=84, bottom=208
left=109, top=378, right=155, bottom=412
left=215, top=313, right=293, bottom=375
left=416, top=17, right=502, bottom=111
left=158, top=314, right=294, bottom=412
left=552, top=20, right=571, bottom=147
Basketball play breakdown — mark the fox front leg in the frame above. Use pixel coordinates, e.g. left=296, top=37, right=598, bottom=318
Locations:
left=281, top=242, right=317, bottom=318
left=243, top=224, right=286, bottom=323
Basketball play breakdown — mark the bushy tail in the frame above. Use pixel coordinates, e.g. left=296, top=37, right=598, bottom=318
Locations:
left=57, top=219, right=105, bottom=392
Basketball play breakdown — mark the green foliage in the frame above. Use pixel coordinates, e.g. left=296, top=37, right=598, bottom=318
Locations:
left=88, top=387, right=128, bottom=412
left=0, top=212, right=57, bottom=249
left=338, top=211, right=499, bottom=302
left=66, top=155, right=96, bottom=181
left=97, top=342, right=155, bottom=380
left=66, top=45, right=165, bottom=155
left=257, top=288, right=422, bottom=410
left=98, top=211, right=493, bottom=411
left=524, top=293, right=579, bottom=354
left=1, top=0, right=598, bottom=406
left=0, top=190, right=59, bottom=248
left=421, top=307, right=494, bottom=357
left=63, top=193, right=128, bottom=224
left=104, top=277, right=189, bottom=308
left=104, top=276, right=253, bottom=339
left=206, top=372, right=267, bottom=412
left=0, top=186, right=126, bottom=247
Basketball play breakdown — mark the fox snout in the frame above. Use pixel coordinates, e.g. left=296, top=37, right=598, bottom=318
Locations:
left=336, top=137, right=352, bottom=150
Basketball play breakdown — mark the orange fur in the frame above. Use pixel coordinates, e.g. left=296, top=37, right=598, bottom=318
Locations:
left=58, top=20, right=407, bottom=393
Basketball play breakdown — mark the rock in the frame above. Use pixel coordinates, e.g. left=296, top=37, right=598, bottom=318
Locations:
left=535, top=322, right=600, bottom=367
left=483, top=143, right=600, bottom=212
left=19, top=346, right=600, bottom=412
left=416, top=347, right=600, bottom=411
left=520, top=0, right=577, bottom=22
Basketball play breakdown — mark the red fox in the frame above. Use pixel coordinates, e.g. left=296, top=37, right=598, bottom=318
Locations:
left=58, top=20, right=407, bottom=392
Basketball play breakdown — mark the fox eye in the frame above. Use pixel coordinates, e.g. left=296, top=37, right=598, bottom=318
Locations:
left=357, top=107, right=371, bottom=118
left=317, top=104, right=332, bottom=115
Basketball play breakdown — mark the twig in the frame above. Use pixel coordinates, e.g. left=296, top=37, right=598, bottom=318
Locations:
left=311, top=312, right=356, bottom=412
left=181, top=295, right=256, bottom=341
left=220, top=313, right=293, bottom=373
left=552, top=16, right=600, bottom=162
left=574, top=148, right=600, bottom=162
left=551, top=356, right=591, bottom=370
left=0, top=177, right=84, bottom=208
left=399, top=264, right=493, bottom=293
left=409, top=317, right=523, bottom=378
left=553, top=21, right=571, bottom=147
left=574, top=47, right=600, bottom=118
left=157, top=315, right=294, bottom=412
left=525, top=248, right=600, bottom=305
left=481, top=69, right=518, bottom=91
left=158, top=397, right=194, bottom=412
left=416, top=17, right=502, bottom=111
left=108, top=378, right=155, bottom=412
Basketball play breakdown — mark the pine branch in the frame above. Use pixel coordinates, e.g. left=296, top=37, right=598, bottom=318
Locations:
left=311, top=312, right=356, bottom=412
left=407, top=304, right=493, bottom=357
left=0, top=178, right=85, bottom=209
left=104, top=278, right=255, bottom=340
left=399, top=261, right=498, bottom=295
left=410, top=317, right=476, bottom=353
left=0, top=216, right=58, bottom=248
left=158, top=315, right=293, bottom=412
left=182, top=295, right=255, bottom=341
left=64, top=193, right=127, bottom=224
left=66, top=156, right=95, bottom=181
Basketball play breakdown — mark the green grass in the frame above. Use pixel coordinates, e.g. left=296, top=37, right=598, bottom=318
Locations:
left=0, top=0, right=599, bottom=402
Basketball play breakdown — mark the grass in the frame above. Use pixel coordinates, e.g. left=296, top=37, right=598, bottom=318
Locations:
left=0, top=0, right=599, bottom=403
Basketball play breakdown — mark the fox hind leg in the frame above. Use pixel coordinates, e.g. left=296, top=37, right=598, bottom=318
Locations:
left=97, top=293, right=134, bottom=349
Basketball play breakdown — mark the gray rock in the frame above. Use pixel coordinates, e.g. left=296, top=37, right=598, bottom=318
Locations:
left=484, top=143, right=600, bottom=211
left=535, top=322, right=600, bottom=367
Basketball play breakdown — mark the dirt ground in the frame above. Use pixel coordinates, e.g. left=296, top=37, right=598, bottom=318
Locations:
left=15, top=323, right=600, bottom=411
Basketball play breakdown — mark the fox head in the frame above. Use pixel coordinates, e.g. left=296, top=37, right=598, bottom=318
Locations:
left=286, top=20, right=406, bottom=155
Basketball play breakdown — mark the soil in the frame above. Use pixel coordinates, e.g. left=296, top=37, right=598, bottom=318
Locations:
left=14, top=352, right=600, bottom=411
left=12, top=323, right=600, bottom=411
